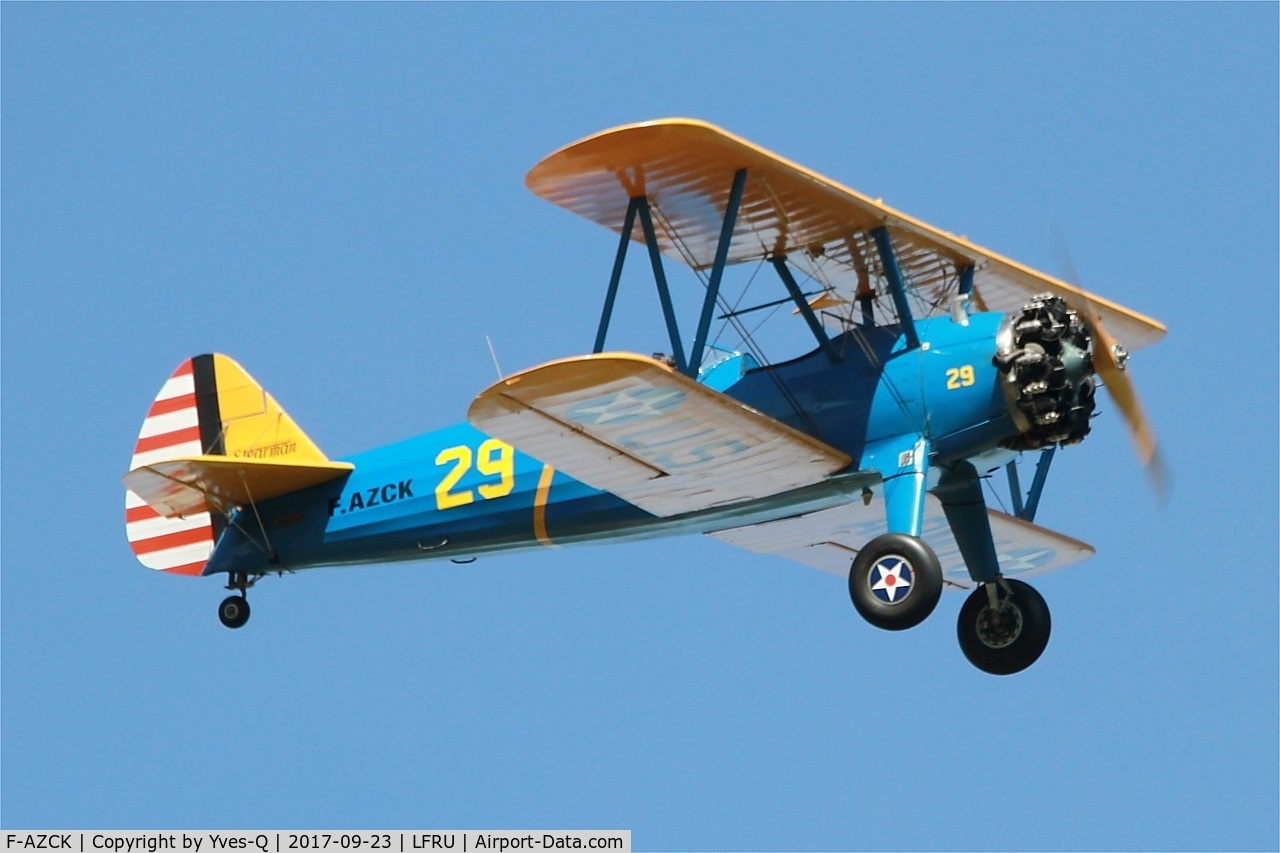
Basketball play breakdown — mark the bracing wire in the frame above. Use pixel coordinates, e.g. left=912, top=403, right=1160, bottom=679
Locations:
left=711, top=258, right=765, bottom=351
left=647, top=199, right=822, bottom=436
left=982, top=474, right=1011, bottom=516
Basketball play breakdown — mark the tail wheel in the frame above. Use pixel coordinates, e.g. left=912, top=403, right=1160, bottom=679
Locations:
left=957, top=578, right=1050, bottom=675
left=848, top=533, right=943, bottom=631
left=218, top=595, right=250, bottom=629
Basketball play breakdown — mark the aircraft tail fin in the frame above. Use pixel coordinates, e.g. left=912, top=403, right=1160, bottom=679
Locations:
left=123, top=354, right=339, bottom=575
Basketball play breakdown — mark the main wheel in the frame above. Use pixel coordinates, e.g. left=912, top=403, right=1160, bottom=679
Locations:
left=848, top=533, right=944, bottom=631
left=218, top=595, right=250, bottom=629
left=957, top=578, right=1050, bottom=675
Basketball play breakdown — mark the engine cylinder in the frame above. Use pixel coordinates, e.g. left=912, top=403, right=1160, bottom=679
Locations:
left=994, top=294, right=1096, bottom=448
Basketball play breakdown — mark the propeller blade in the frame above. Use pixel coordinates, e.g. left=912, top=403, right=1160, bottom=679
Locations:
left=1079, top=301, right=1170, bottom=504
left=1049, top=218, right=1169, bottom=503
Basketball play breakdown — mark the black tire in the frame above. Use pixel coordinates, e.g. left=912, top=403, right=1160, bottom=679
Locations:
left=848, top=533, right=944, bottom=631
left=218, top=595, right=250, bottom=629
left=957, top=578, right=1050, bottom=675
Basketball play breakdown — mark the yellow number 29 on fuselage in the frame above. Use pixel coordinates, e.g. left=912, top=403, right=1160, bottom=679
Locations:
left=946, top=365, right=976, bottom=390
left=434, top=438, right=515, bottom=511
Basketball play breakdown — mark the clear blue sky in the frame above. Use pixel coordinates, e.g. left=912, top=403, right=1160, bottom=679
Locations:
left=3, top=4, right=1276, bottom=850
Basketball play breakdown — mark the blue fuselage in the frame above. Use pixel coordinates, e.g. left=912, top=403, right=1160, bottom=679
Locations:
left=204, top=313, right=1016, bottom=577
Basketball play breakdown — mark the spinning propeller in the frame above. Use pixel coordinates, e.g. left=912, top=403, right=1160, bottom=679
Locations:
left=1050, top=228, right=1170, bottom=503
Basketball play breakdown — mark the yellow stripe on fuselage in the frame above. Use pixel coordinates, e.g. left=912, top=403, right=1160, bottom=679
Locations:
left=533, top=464, right=556, bottom=547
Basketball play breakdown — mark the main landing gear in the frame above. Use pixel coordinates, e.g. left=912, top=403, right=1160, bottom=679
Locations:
left=849, top=535, right=1051, bottom=675
left=217, top=572, right=258, bottom=629
left=848, top=533, right=944, bottom=631
left=956, top=578, right=1051, bottom=675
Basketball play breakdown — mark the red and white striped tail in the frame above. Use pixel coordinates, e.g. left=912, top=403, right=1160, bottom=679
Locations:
left=124, top=359, right=216, bottom=575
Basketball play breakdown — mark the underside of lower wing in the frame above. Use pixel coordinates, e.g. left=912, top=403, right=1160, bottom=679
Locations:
left=467, top=352, right=852, bottom=517
left=708, top=495, right=1095, bottom=587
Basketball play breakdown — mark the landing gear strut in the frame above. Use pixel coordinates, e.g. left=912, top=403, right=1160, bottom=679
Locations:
left=218, top=572, right=257, bottom=629
left=849, top=533, right=944, bottom=631
left=956, top=578, right=1051, bottom=675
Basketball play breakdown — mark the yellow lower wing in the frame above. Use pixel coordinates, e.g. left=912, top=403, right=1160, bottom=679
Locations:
left=468, top=353, right=851, bottom=517
left=123, top=455, right=353, bottom=519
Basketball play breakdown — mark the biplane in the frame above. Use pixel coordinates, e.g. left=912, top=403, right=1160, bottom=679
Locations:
left=123, top=119, right=1166, bottom=674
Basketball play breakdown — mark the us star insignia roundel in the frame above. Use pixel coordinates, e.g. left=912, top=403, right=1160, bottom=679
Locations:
left=869, top=556, right=914, bottom=604
left=564, top=387, right=686, bottom=426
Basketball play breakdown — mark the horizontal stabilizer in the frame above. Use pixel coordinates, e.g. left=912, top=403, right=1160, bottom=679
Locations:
left=124, top=455, right=353, bottom=519
left=709, top=497, right=1094, bottom=586
left=468, top=353, right=851, bottom=517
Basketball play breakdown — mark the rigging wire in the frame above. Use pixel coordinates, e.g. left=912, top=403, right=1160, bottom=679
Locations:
left=647, top=199, right=822, bottom=436
left=743, top=301, right=786, bottom=344
left=711, top=258, right=764, bottom=351
left=983, top=473, right=1011, bottom=516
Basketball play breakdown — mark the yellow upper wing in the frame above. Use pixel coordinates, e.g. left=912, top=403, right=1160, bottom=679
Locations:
left=527, top=118, right=1165, bottom=351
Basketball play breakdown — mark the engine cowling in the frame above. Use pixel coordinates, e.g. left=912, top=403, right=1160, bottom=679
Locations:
left=994, top=294, right=1096, bottom=449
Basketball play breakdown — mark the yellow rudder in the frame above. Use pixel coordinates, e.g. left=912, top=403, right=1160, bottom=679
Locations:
left=208, top=354, right=329, bottom=463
